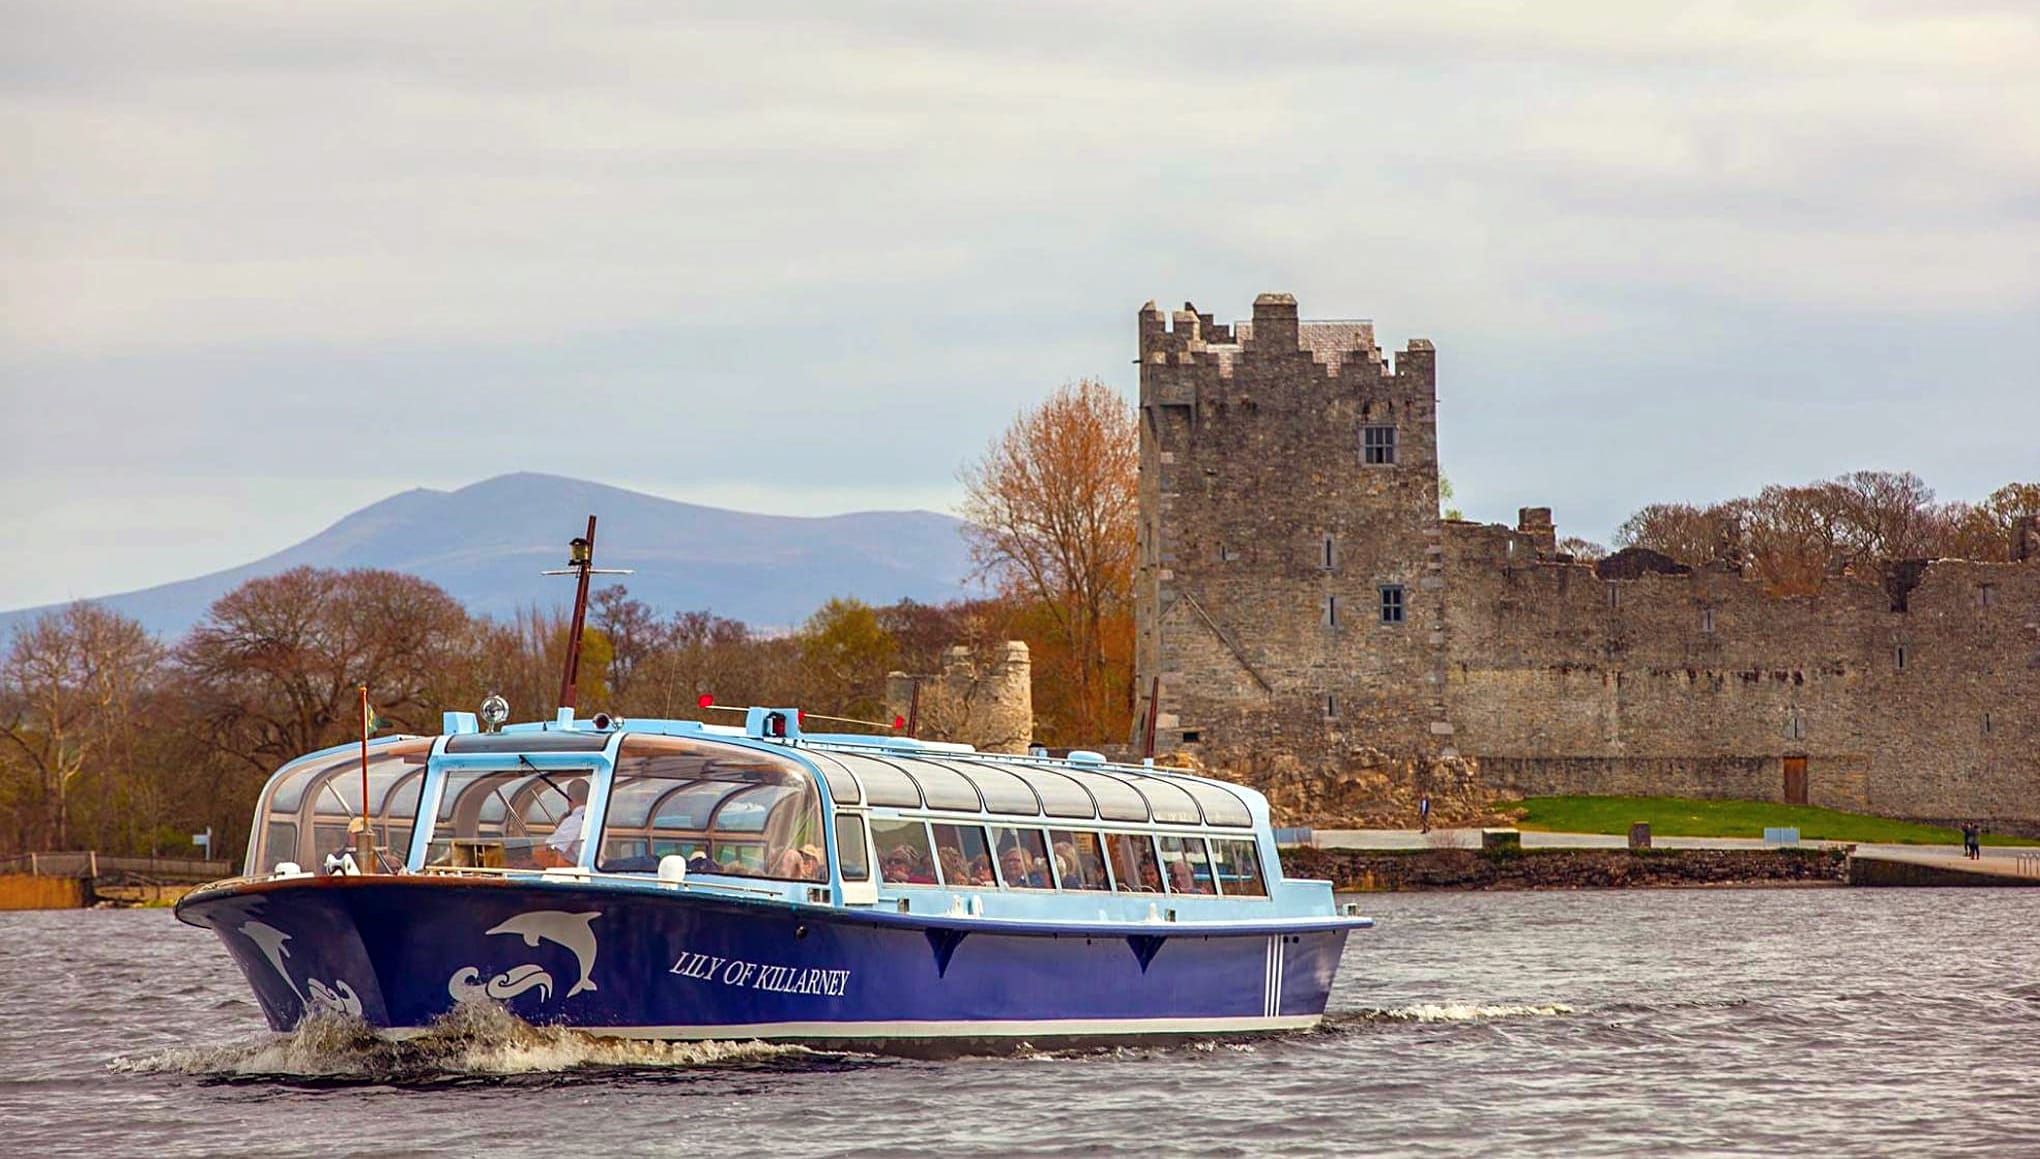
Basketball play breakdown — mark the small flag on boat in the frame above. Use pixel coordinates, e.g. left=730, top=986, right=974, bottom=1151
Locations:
left=361, top=692, right=388, bottom=734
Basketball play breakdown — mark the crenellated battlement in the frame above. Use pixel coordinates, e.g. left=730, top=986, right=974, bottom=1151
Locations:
left=1139, top=294, right=1430, bottom=386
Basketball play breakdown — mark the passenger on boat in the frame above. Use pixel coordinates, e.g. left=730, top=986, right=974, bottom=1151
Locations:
left=882, top=845, right=935, bottom=885
left=967, top=854, right=997, bottom=887
left=1000, top=845, right=1049, bottom=889
left=1050, top=842, right=1077, bottom=884
left=538, top=780, right=589, bottom=867
left=770, top=843, right=826, bottom=883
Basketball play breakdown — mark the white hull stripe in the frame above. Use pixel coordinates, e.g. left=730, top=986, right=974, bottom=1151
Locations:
left=571, top=1014, right=1321, bottom=1042
left=1263, top=936, right=1286, bottom=1019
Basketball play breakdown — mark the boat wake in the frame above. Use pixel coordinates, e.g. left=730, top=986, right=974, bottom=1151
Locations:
left=111, top=1002, right=853, bottom=1084
left=1327, top=1002, right=1577, bottom=1028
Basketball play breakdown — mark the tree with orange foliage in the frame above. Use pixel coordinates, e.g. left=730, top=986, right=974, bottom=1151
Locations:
left=1617, top=473, right=2038, bottom=595
left=959, top=379, right=1138, bottom=744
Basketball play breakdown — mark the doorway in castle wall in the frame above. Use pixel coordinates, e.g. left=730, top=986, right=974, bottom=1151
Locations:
left=1783, top=756, right=1809, bottom=805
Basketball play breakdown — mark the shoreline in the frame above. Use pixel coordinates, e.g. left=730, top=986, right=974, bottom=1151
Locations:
left=1279, top=845, right=1851, bottom=892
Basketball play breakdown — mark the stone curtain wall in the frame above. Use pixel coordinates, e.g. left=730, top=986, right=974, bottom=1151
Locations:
left=1444, top=519, right=2040, bottom=821
left=1135, top=293, right=2040, bottom=827
left=885, top=641, right=1033, bottom=754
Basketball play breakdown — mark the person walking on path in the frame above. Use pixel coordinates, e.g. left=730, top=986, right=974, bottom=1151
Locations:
left=1962, top=822, right=1983, bottom=860
left=1418, top=793, right=1432, bottom=834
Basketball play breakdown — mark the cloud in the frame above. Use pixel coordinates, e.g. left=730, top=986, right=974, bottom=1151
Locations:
left=2, top=0, right=2035, bottom=606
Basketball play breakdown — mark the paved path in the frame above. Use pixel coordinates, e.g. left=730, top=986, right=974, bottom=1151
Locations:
left=1313, top=828, right=2040, bottom=880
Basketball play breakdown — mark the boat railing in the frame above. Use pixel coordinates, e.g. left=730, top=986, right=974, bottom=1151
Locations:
left=413, top=861, right=795, bottom=898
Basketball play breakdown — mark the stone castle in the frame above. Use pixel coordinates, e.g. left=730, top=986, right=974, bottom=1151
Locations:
left=1133, top=294, right=2040, bottom=829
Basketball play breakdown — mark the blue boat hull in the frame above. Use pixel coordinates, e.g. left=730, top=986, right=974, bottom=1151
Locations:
left=176, top=877, right=1353, bottom=1044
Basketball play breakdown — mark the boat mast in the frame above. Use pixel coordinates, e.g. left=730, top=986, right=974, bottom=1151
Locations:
left=545, top=515, right=632, bottom=713
left=356, top=684, right=374, bottom=869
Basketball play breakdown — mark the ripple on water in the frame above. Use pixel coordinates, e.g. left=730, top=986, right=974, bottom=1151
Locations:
left=109, top=1003, right=845, bottom=1085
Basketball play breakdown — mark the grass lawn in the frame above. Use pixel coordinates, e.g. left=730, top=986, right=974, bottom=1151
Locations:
left=1512, top=795, right=2040, bottom=846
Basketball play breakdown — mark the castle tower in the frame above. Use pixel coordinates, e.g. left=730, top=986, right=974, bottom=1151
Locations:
left=1133, top=294, right=1448, bottom=765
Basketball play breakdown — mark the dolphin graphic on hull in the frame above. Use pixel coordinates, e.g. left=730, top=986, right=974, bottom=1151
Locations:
left=486, top=911, right=602, bottom=997
left=240, top=920, right=303, bottom=1001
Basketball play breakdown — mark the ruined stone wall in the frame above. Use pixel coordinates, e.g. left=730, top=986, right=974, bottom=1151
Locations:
left=1135, top=292, right=2040, bottom=828
left=1443, top=520, right=2040, bottom=821
left=885, top=641, right=1032, bottom=754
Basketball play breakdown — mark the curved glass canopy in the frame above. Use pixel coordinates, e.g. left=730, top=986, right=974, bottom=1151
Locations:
left=246, top=738, right=434, bottom=873
left=807, top=748, right=1252, bottom=828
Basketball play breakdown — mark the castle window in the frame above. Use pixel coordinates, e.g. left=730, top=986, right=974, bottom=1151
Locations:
left=1323, top=595, right=1339, bottom=628
left=1378, top=585, right=1406, bottom=624
left=1978, top=584, right=1995, bottom=608
left=1983, top=713, right=1993, bottom=737
left=1181, top=730, right=1201, bottom=743
left=1219, top=543, right=1239, bottom=562
left=1322, top=535, right=1336, bottom=571
left=1700, top=607, right=1715, bottom=633
left=1361, top=425, right=1397, bottom=465
left=1322, top=694, right=1337, bottom=719
left=1895, top=644, right=1907, bottom=670
left=1786, top=710, right=1805, bottom=740
left=1607, top=582, right=1621, bottom=609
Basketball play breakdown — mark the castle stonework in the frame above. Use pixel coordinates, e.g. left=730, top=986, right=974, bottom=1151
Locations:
left=1134, top=295, right=2040, bottom=828
left=886, top=641, right=1033, bottom=755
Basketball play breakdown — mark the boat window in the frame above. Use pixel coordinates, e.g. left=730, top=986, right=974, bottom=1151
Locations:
left=246, top=739, right=431, bottom=873
left=1209, top=838, right=1267, bottom=897
left=1013, top=767, right=1097, bottom=820
left=1125, top=774, right=1204, bottom=825
left=802, top=751, right=863, bottom=806
left=835, top=814, right=870, bottom=883
left=931, top=760, right=1041, bottom=815
left=872, top=817, right=936, bottom=884
left=989, top=826, right=1053, bottom=889
left=594, top=736, right=824, bottom=882
left=1060, top=769, right=1149, bottom=822
left=261, top=822, right=297, bottom=868
left=425, top=767, right=593, bottom=870
left=265, top=756, right=340, bottom=815
left=1046, top=829, right=1111, bottom=891
left=1105, top=832, right=1162, bottom=893
left=1158, top=835, right=1218, bottom=895
left=930, top=822, right=996, bottom=888
left=890, top=758, right=983, bottom=812
left=823, top=753, right=923, bottom=808
left=1179, top=780, right=1254, bottom=828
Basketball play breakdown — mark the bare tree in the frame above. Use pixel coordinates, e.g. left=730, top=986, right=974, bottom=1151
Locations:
left=1615, top=501, right=1748, bottom=567
left=591, top=585, right=662, bottom=703
left=0, top=603, right=163, bottom=851
left=177, top=567, right=472, bottom=776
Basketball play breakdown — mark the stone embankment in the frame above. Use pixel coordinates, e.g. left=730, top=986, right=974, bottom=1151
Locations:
left=1280, top=845, right=1849, bottom=891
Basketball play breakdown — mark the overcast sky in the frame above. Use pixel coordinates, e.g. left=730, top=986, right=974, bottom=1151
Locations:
left=4, top=1, right=2036, bottom=612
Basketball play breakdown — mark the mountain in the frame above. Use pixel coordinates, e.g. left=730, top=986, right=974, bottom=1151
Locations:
left=0, top=473, right=981, bottom=641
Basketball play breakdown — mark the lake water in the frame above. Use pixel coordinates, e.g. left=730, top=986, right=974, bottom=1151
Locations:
left=4, top=888, right=2035, bottom=1157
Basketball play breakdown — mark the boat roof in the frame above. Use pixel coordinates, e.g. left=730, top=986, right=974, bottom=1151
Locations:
left=434, top=705, right=1267, bottom=826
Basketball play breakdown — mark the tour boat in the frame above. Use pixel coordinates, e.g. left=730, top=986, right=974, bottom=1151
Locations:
left=174, top=705, right=1371, bottom=1047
